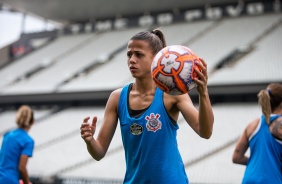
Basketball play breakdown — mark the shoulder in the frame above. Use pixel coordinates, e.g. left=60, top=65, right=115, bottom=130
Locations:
left=111, top=88, right=122, bottom=96
left=269, top=116, right=282, bottom=141
left=25, top=135, right=34, bottom=145
left=245, top=117, right=260, bottom=138
left=108, top=88, right=122, bottom=101
left=18, top=130, right=34, bottom=147
left=106, top=88, right=124, bottom=109
left=163, top=92, right=192, bottom=103
left=164, top=92, right=193, bottom=107
left=111, top=84, right=131, bottom=97
left=21, top=130, right=34, bottom=141
left=163, top=92, right=194, bottom=116
left=4, top=130, right=12, bottom=137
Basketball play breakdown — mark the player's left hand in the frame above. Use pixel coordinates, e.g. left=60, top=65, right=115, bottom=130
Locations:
left=194, top=58, right=208, bottom=95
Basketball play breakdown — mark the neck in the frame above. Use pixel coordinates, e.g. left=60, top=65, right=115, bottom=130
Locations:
left=21, top=127, right=30, bottom=132
left=272, top=107, right=282, bottom=115
left=134, top=78, right=156, bottom=93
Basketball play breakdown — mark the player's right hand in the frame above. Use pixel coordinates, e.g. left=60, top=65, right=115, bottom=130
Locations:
left=80, top=116, right=97, bottom=142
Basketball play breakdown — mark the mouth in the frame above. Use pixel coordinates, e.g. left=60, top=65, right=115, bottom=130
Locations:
left=130, top=66, right=137, bottom=71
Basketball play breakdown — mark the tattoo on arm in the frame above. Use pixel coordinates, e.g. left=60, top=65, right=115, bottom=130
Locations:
left=271, top=119, right=282, bottom=140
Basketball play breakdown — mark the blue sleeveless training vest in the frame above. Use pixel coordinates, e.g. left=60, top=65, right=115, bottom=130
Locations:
left=242, top=115, right=282, bottom=184
left=118, top=84, right=188, bottom=184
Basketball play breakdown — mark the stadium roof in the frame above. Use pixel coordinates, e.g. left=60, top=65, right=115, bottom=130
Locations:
left=2, top=0, right=244, bottom=24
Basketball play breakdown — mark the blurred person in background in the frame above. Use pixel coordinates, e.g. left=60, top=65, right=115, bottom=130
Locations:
left=232, top=83, right=282, bottom=184
left=0, top=105, right=35, bottom=184
left=80, top=29, right=214, bottom=183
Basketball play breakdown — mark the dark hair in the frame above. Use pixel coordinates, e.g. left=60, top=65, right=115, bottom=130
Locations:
left=258, top=83, right=282, bottom=123
left=130, top=29, right=167, bottom=55
left=16, top=105, right=34, bottom=128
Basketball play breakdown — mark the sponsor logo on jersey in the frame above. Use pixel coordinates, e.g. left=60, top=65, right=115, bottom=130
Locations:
left=145, top=113, right=162, bottom=132
left=130, top=123, right=143, bottom=135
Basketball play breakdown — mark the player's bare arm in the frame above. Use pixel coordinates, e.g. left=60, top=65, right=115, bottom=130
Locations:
left=173, top=94, right=199, bottom=132
left=184, top=58, right=214, bottom=138
left=232, top=127, right=249, bottom=165
left=233, top=118, right=259, bottom=165
left=232, top=128, right=249, bottom=165
left=81, top=89, right=120, bottom=160
left=19, top=155, right=30, bottom=184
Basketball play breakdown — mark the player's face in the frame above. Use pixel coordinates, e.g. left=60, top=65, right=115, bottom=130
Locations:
left=127, top=40, right=155, bottom=78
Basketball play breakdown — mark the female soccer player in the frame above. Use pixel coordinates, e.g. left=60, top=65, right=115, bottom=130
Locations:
left=0, top=105, right=35, bottom=184
left=233, top=83, right=282, bottom=183
left=80, top=29, right=214, bottom=183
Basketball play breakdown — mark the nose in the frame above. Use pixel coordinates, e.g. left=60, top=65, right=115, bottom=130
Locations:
left=128, top=55, right=136, bottom=64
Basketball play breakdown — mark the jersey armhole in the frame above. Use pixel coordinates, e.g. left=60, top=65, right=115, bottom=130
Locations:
left=249, top=120, right=261, bottom=141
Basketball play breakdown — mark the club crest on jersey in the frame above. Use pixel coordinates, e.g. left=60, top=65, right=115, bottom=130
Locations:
left=130, top=123, right=143, bottom=135
left=145, top=113, right=162, bottom=132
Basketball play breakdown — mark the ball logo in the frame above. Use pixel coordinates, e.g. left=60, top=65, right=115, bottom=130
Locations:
left=145, top=113, right=162, bottom=132
left=166, top=60, right=174, bottom=66
left=130, top=123, right=143, bottom=135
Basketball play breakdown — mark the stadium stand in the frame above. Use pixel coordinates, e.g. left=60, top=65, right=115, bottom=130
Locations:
left=59, top=20, right=215, bottom=92
left=209, top=16, right=282, bottom=85
left=0, top=34, right=94, bottom=92
left=1, top=13, right=281, bottom=95
left=0, top=0, right=282, bottom=183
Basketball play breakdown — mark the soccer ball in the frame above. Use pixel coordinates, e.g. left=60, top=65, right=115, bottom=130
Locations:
left=151, top=45, right=201, bottom=95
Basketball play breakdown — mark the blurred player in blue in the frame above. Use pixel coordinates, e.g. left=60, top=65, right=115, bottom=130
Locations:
left=233, top=83, right=282, bottom=184
left=0, top=105, right=35, bottom=184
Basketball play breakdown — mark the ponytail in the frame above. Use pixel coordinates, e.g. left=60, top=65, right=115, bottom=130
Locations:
left=16, top=105, right=34, bottom=128
left=130, top=29, right=167, bottom=55
left=151, top=29, right=167, bottom=48
left=258, top=89, right=271, bottom=124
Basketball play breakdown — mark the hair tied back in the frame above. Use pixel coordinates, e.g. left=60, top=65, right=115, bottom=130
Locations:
left=267, top=89, right=271, bottom=95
